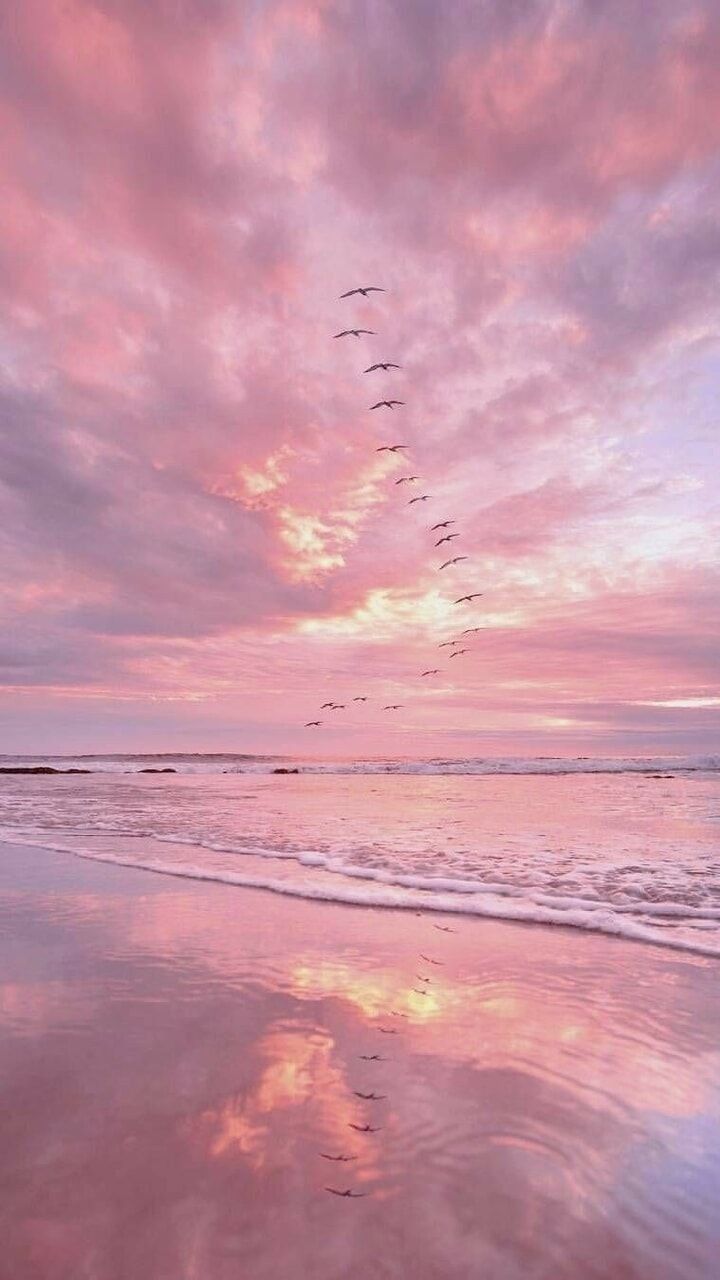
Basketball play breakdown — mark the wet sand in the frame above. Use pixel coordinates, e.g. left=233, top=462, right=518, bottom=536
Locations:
left=1, top=839, right=719, bottom=1280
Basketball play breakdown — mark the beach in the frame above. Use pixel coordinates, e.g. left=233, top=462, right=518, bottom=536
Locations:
left=2, top=833, right=719, bottom=1280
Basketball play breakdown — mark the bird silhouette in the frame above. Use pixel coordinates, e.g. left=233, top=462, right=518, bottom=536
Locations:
left=433, top=924, right=455, bottom=933
left=454, top=594, right=483, bottom=604
left=408, top=495, right=431, bottom=504
left=449, top=649, right=469, bottom=658
left=411, top=988, right=430, bottom=996
left=325, top=1187, right=367, bottom=1197
left=358, top=1054, right=387, bottom=1061
left=439, top=557, right=468, bottom=570
left=340, top=286, right=386, bottom=298
left=438, top=639, right=463, bottom=648
left=364, top=361, right=401, bottom=372
left=376, top=444, right=408, bottom=453
left=370, top=400, right=404, bottom=410
left=421, top=669, right=441, bottom=676
left=320, top=702, right=335, bottom=709
left=430, top=521, right=455, bottom=531
left=415, top=975, right=431, bottom=983
left=352, top=696, right=369, bottom=702
left=377, top=1027, right=398, bottom=1034
left=349, top=1123, right=382, bottom=1133
left=320, top=1153, right=358, bottom=1162
left=420, top=954, right=444, bottom=965
left=333, top=328, right=375, bottom=338
left=305, top=720, right=322, bottom=726
left=383, top=704, right=403, bottom=710
left=462, top=627, right=485, bottom=635
left=435, top=533, right=459, bottom=547
left=353, top=1091, right=386, bottom=1101
left=330, top=703, right=347, bottom=710
left=395, top=475, right=419, bottom=485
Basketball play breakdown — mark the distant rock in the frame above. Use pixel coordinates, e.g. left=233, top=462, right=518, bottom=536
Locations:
left=0, top=766, right=93, bottom=775
left=138, top=767, right=177, bottom=773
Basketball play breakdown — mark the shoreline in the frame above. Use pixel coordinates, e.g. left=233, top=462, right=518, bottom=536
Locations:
left=3, top=831, right=719, bottom=960
left=2, top=838, right=719, bottom=1278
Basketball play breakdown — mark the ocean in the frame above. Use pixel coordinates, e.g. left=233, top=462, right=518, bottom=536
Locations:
left=1, top=753, right=718, bottom=955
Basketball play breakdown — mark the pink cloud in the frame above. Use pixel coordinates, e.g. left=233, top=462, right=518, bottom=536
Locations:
left=0, top=0, right=718, bottom=751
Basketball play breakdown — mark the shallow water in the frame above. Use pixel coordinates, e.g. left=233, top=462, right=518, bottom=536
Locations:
left=1, top=766, right=719, bottom=953
left=1, top=841, right=719, bottom=1279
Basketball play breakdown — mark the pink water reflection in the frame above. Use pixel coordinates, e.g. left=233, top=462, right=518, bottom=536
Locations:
left=1, top=840, right=719, bottom=1279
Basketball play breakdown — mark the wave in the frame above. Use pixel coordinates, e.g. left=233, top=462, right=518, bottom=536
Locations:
left=1, top=752, right=718, bottom=777
left=5, top=829, right=720, bottom=959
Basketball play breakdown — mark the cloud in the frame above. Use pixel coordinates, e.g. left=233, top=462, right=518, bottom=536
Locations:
left=0, top=0, right=718, bottom=749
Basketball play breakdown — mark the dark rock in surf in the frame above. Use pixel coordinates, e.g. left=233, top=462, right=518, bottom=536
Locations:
left=0, top=766, right=93, bottom=775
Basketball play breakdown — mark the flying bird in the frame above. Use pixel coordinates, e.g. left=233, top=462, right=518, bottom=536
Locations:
left=305, top=720, right=322, bottom=727
left=415, top=975, right=431, bottom=983
left=383, top=704, right=403, bottom=710
left=376, top=444, right=408, bottom=453
left=454, top=594, right=483, bottom=604
left=377, top=1027, right=398, bottom=1034
left=449, top=649, right=469, bottom=658
left=358, top=1054, right=386, bottom=1061
left=412, top=988, right=430, bottom=997
left=349, top=1123, right=382, bottom=1133
left=439, top=557, right=468, bottom=570
left=430, top=521, right=455, bottom=531
left=435, top=533, right=460, bottom=547
left=408, top=495, right=431, bottom=504
left=340, top=286, right=386, bottom=298
left=369, top=400, right=404, bottom=410
left=333, top=328, right=375, bottom=338
left=320, top=1154, right=357, bottom=1162
left=353, top=1091, right=386, bottom=1101
left=420, top=954, right=443, bottom=965
left=438, top=639, right=463, bottom=648
left=390, top=1010, right=408, bottom=1018
left=395, top=475, right=419, bottom=485
left=325, top=1187, right=367, bottom=1198
left=320, top=702, right=335, bottom=709
left=330, top=704, right=346, bottom=710
left=364, top=362, right=401, bottom=373
left=421, top=669, right=440, bottom=676
left=352, top=696, right=369, bottom=702
left=462, top=627, right=485, bottom=635
left=433, top=924, right=455, bottom=933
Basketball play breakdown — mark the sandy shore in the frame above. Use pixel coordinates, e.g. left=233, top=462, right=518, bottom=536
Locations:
left=1, top=839, right=719, bottom=1279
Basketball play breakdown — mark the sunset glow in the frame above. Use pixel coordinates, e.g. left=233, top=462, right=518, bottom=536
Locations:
left=1, top=0, right=718, bottom=755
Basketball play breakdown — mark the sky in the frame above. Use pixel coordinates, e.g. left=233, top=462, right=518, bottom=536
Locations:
left=1, top=0, right=718, bottom=757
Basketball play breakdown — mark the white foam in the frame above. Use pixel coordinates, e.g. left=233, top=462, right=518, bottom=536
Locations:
left=4, top=831, right=720, bottom=959
left=1, top=752, right=718, bottom=776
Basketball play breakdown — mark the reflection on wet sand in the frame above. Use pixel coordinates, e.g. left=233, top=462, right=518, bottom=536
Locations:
left=1, top=840, right=719, bottom=1279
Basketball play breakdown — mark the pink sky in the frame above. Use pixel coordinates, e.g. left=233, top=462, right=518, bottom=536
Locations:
left=1, top=0, right=718, bottom=756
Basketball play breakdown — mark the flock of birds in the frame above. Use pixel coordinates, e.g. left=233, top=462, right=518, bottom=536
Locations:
left=321, top=916, right=457, bottom=1199
left=302, top=286, right=470, bottom=1196
left=304, top=285, right=484, bottom=729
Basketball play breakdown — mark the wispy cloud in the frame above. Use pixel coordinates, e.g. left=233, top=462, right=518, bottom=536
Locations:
left=1, top=0, right=718, bottom=751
